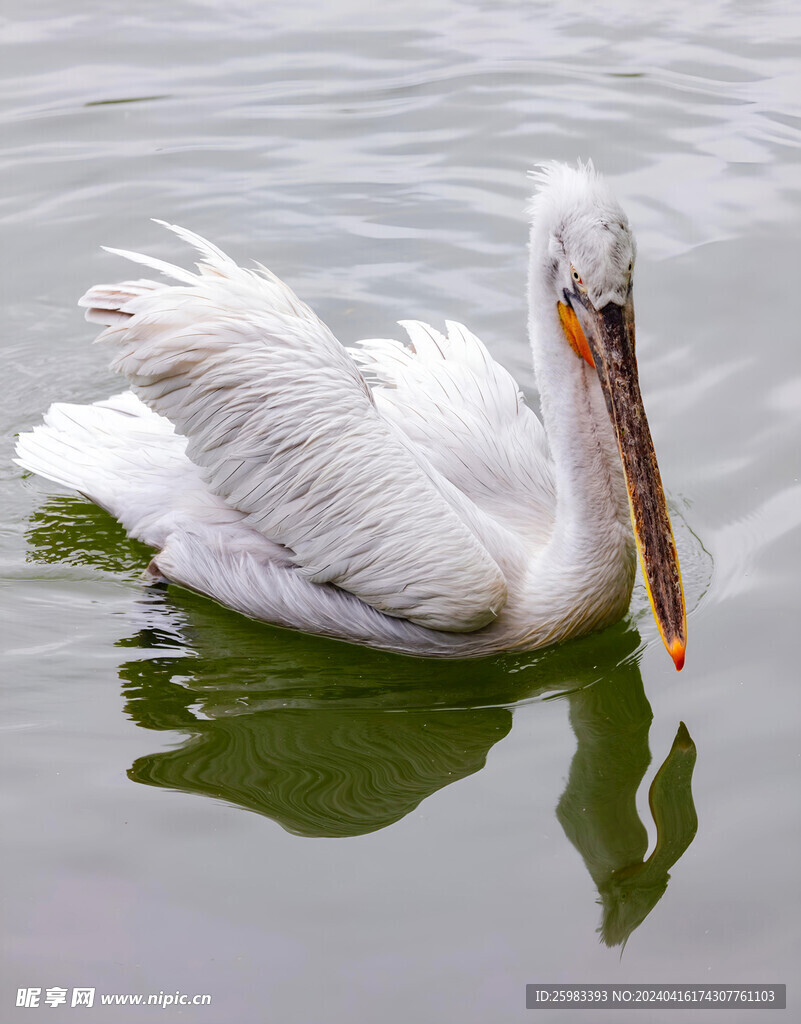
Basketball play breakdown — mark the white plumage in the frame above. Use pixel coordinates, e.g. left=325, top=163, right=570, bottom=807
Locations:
left=15, top=162, right=687, bottom=664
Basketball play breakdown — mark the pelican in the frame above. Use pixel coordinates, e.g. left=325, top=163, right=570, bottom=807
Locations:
left=15, top=161, right=686, bottom=667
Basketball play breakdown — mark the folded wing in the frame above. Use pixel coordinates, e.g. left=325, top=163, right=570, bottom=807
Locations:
left=80, top=224, right=508, bottom=632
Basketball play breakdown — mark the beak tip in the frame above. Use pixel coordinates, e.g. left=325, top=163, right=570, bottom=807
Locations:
left=668, top=638, right=686, bottom=672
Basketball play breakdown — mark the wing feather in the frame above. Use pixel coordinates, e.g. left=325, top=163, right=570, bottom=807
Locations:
left=80, top=226, right=509, bottom=633
left=351, top=320, right=556, bottom=547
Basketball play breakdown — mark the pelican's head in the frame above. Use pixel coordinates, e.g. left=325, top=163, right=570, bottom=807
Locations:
left=529, top=161, right=686, bottom=671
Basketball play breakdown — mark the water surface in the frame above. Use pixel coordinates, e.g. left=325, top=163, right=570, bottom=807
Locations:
left=2, top=2, right=800, bottom=1022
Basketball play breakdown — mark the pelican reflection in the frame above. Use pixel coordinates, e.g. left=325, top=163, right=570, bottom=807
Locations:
left=26, top=495, right=698, bottom=945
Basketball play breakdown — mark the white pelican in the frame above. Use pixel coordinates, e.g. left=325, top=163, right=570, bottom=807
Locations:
left=15, top=161, right=686, bottom=668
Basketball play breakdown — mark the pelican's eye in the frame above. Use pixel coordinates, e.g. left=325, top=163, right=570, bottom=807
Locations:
left=571, top=266, right=583, bottom=286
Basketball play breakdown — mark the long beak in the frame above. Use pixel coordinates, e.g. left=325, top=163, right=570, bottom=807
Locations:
left=566, top=290, right=687, bottom=670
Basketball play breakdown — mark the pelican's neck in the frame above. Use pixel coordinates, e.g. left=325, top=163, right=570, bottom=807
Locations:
left=526, top=266, right=635, bottom=630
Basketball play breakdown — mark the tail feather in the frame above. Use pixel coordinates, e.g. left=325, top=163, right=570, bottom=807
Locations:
left=14, top=392, right=211, bottom=548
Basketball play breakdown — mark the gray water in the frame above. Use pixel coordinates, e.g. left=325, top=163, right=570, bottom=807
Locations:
left=2, top=2, right=800, bottom=1022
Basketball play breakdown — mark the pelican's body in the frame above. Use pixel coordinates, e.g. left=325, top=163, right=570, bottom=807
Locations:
left=15, top=162, right=686, bottom=665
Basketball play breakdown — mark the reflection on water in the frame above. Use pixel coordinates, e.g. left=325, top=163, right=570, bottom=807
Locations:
left=132, top=700, right=513, bottom=839
left=602, top=724, right=697, bottom=947
left=26, top=494, right=698, bottom=945
left=558, top=678, right=697, bottom=946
